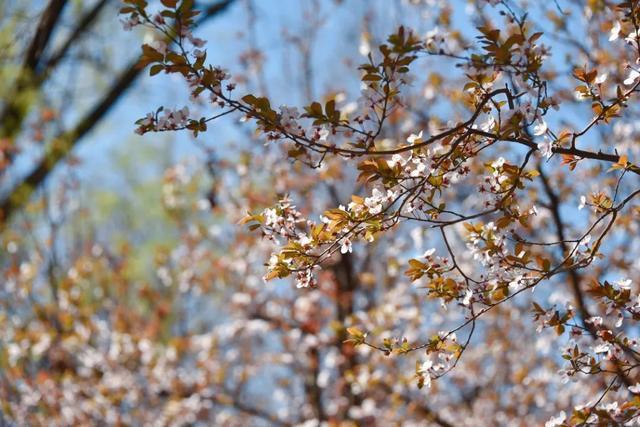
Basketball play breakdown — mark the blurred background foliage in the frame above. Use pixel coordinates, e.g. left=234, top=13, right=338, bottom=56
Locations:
left=1, top=0, right=631, bottom=425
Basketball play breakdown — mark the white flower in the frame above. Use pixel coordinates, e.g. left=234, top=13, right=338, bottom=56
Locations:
left=150, top=40, right=168, bottom=55
left=626, top=29, right=640, bottom=45
left=593, top=343, right=610, bottom=354
left=359, top=34, right=371, bottom=56
left=6, top=241, right=18, bottom=254
left=407, top=131, right=424, bottom=144
left=587, top=316, right=603, bottom=326
left=279, top=106, right=300, bottom=131
left=629, top=383, right=640, bottom=394
left=508, top=275, right=525, bottom=292
left=462, top=289, right=473, bottom=306
left=578, top=195, right=587, bottom=210
left=410, top=159, right=427, bottom=177
left=387, top=154, right=406, bottom=168
left=533, top=119, right=547, bottom=136
left=340, top=239, right=353, bottom=254
left=609, top=21, right=621, bottom=41
left=595, top=73, right=608, bottom=84
left=624, top=69, right=640, bottom=86
left=264, top=208, right=279, bottom=226
left=419, top=359, right=433, bottom=373
left=364, top=188, right=384, bottom=215
left=418, top=360, right=434, bottom=388
left=616, top=278, right=632, bottom=289
left=423, top=248, right=436, bottom=258
left=267, top=254, right=279, bottom=269
left=318, top=127, right=330, bottom=141
left=600, top=401, right=618, bottom=412
left=491, top=157, right=506, bottom=169
left=615, top=314, right=624, bottom=328
left=295, top=269, right=316, bottom=288
left=480, top=115, right=496, bottom=132
left=545, top=411, right=566, bottom=427
left=298, top=234, right=312, bottom=246
left=365, top=202, right=382, bottom=215
left=537, top=138, right=554, bottom=158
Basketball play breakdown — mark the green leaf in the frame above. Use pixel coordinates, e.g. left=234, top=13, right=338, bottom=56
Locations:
left=149, top=64, right=164, bottom=76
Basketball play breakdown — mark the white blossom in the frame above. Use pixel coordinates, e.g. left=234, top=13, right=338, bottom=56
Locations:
left=624, top=69, right=640, bottom=86
left=609, top=21, right=621, bottom=41
left=537, top=138, right=554, bottom=158
left=545, top=411, right=566, bottom=427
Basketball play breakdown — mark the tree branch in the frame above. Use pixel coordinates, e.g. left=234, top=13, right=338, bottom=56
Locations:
left=0, top=0, right=68, bottom=141
left=23, top=0, right=68, bottom=72
left=43, top=0, right=110, bottom=72
left=539, top=166, right=637, bottom=387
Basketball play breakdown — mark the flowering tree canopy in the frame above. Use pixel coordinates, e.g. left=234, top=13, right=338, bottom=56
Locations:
left=124, top=0, right=640, bottom=424
left=5, top=0, right=640, bottom=425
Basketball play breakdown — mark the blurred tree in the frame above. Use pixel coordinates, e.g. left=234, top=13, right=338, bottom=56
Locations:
left=0, top=0, right=235, bottom=226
